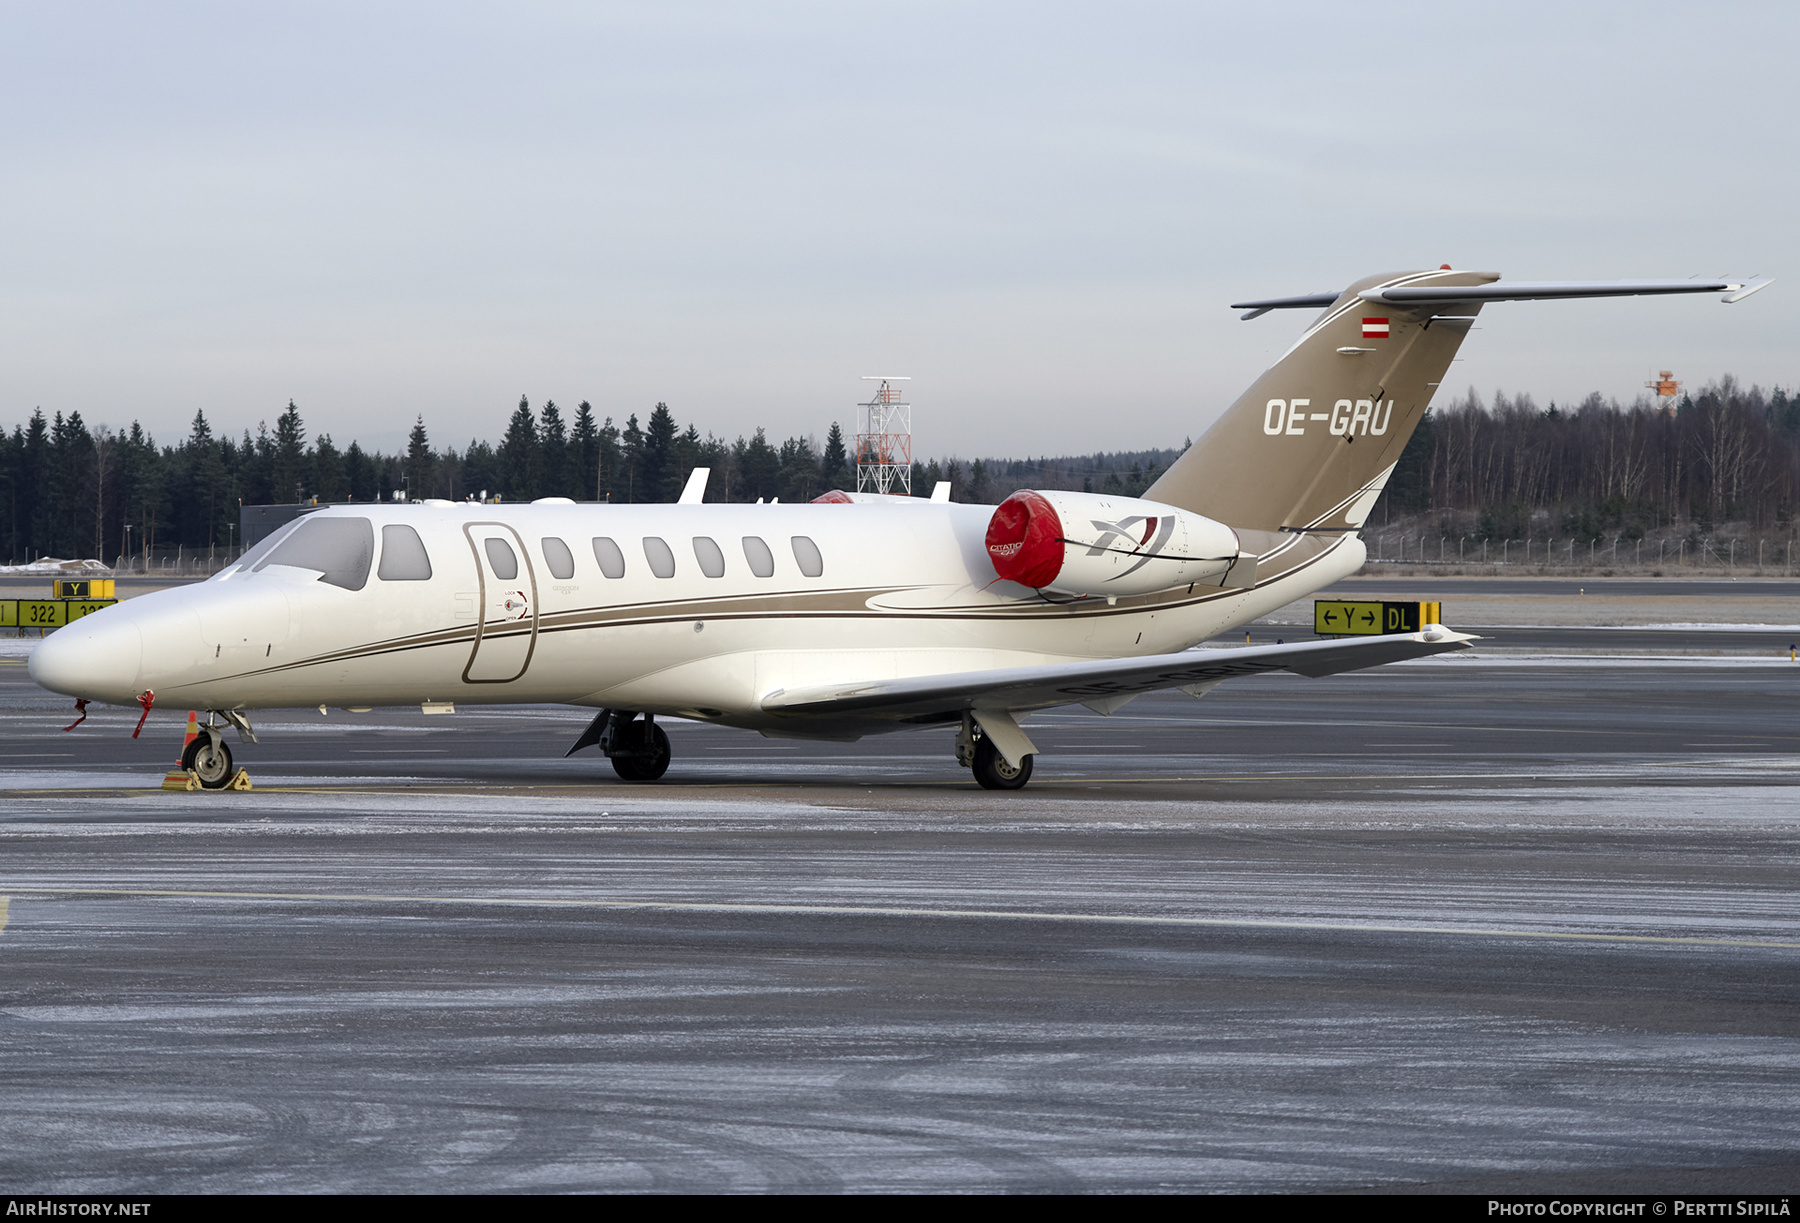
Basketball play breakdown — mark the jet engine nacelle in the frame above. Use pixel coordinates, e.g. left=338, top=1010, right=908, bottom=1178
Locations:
left=984, top=489, right=1252, bottom=597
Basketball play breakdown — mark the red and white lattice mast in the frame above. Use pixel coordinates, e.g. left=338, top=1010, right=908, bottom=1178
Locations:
left=855, top=376, right=912, bottom=496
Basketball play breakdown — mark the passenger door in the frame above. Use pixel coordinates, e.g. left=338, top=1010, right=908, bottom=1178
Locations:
left=461, top=522, right=539, bottom=683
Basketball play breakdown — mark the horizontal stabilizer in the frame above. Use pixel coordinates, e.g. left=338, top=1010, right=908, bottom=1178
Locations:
left=761, top=628, right=1476, bottom=723
left=1232, top=276, right=1773, bottom=320
left=1230, top=292, right=1338, bottom=320
left=1359, top=277, right=1773, bottom=307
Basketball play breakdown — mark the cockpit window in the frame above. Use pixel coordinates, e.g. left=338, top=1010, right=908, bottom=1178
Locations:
left=252, top=516, right=374, bottom=590
left=216, top=518, right=304, bottom=578
left=377, top=524, right=433, bottom=581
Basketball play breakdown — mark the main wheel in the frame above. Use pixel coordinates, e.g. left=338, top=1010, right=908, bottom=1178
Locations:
left=182, top=734, right=235, bottom=790
left=610, top=724, right=670, bottom=782
left=971, top=736, right=1032, bottom=790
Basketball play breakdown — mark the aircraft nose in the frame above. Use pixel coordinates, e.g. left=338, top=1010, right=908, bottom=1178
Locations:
left=29, top=611, right=144, bottom=704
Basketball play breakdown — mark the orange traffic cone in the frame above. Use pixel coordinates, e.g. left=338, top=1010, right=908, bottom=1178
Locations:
left=161, top=711, right=203, bottom=790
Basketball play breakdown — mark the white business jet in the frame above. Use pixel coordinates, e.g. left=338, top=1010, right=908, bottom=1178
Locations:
left=30, top=269, right=1771, bottom=788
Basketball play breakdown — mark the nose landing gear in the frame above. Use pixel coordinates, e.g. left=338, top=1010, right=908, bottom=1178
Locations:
left=182, top=726, right=235, bottom=789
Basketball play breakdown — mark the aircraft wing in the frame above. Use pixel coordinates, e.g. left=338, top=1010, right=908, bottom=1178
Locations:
left=759, top=628, right=1476, bottom=723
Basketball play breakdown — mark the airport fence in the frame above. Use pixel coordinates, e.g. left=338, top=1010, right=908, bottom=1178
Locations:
left=110, top=547, right=246, bottom=577
left=1366, top=533, right=1800, bottom=575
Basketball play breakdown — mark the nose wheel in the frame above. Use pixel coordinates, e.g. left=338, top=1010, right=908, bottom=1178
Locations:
left=182, top=732, right=236, bottom=789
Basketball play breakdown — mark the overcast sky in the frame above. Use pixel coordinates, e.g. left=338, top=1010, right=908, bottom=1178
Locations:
left=1, top=1, right=1793, bottom=459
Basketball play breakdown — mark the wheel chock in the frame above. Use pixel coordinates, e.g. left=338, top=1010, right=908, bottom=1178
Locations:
left=158, top=768, right=252, bottom=792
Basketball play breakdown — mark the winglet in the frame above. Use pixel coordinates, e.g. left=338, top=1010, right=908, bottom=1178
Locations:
left=1723, top=277, right=1774, bottom=304
left=678, top=468, right=710, bottom=504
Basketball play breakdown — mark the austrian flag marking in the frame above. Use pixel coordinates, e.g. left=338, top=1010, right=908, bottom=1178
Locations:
left=1361, top=317, right=1390, bottom=339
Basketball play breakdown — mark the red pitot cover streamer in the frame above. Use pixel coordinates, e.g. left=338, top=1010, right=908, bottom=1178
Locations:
left=131, top=690, right=155, bottom=739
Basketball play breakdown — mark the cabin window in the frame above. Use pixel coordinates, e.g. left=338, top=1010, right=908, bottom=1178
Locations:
left=541, top=536, right=575, bottom=580
left=643, top=536, right=676, bottom=579
left=592, top=537, right=626, bottom=579
left=693, top=536, right=725, bottom=578
left=791, top=535, right=823, bottom=578
left=741, top=535, right=775, bottom=578
left=484, top=537, right=519, bottom=580
left=377, top=524, right=433, bottom=581
left=253, top=516, right=374, bottom=591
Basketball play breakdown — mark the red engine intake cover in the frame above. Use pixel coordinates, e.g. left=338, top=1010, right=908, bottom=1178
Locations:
left=985, top=490, right=1064, bottom=588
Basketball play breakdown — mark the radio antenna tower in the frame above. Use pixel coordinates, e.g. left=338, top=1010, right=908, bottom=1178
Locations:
left=855, top=376, right=912, bottom=495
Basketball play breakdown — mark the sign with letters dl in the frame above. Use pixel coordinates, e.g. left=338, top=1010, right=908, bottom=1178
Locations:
left=1314, top=600, right=1442, bottom=636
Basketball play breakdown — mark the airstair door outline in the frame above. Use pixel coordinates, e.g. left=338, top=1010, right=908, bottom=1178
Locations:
left=461, top=522, right=539, bottom=684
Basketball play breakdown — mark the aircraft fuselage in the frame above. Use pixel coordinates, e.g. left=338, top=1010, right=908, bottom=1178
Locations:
left=30, top=500, right=1361, bottom=738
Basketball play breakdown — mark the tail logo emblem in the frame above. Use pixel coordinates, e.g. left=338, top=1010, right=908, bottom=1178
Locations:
left=1361, top=317, right=1389, bottom=338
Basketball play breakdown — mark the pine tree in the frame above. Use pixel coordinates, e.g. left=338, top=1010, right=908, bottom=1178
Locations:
left=315, top=433, right=348, bottom=502
left=820, top=422, right=849, bottom=490
left=673, top=424, right=703, bottom=495
left=49, top=411, right=98, bottom=557
left=404, top=417, right=432, bottom=501
left=968, top=458, right=990, bottom=504
left=184, top=410, right=227, bottom=548
left=270, top=400, right=308, bottom=503
left=499, top=395, right=539, bottom=501
left=21, top=410, right=49, bottom=558
left=114, top=422, right=161, bottom=567
left=736, top=428, right=779, bottom=502
left=698, top=432, right=730, bottom=501
left=344, top=441, right=376, bottom=502
left=240, top=427, right=272, bottom=506
left=619, top=414, right=643, bottom=503
left=778, top=435, right=819, bottom=503
left=538, top=400, right=569, bottom=498
left=461, top=439, right=499, bottom=501
left=596, top=416, right=621, bottom=502
left=641, top=402, right=679, bottom=502
left=571, top=401, right=600, bottom=501
left=0, top=424, right=21, bottom=563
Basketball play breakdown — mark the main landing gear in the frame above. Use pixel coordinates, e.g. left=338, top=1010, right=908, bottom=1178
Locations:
left=955, top=714, right=1033, bottom=791
left=567, top=709, right=671, bottom=782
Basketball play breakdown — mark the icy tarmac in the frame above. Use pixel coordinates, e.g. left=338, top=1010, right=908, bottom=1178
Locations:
left=0, top=623, right=1798, bottom=1192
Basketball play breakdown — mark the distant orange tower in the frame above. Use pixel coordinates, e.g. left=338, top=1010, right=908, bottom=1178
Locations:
left=855, top=377, right=913, bottom=496
left=1646, top=369, right=1682, bottom=413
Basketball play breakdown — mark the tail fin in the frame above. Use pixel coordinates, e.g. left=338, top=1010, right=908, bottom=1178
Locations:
left=1146, top=268, right=1771, bottom=533
left=1147, top=269, right=1493, bottom=532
